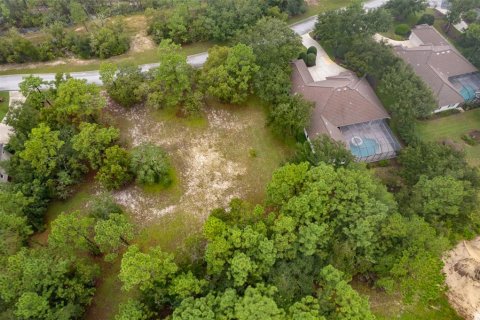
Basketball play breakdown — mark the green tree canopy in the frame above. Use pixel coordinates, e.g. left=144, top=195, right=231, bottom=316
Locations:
left=72, top=122, right=120, bottom=170
left=201, top=44, right=259, bottom=104
left=47, top=78, right=105, bottom=127
left=96, top=146, right=132, bottom=190
left=313, top=3, right=392, bottom=57
left=268, top=95, right=313, bottom=138
left=100, top=63, right=146, bottom=108
left=235, top=17, right=302, bottom=103
left=384, top=0, right=427, bottom=21
left=146, top=39, right=193, bottom=109
left=48, top=211, right=98, bottom=255
left=94, top=213, right=134, bottom=261
left=119, top=245, right=178, bottom=292
left=19, top=124, right=64, bottom=178
left=292, top=134, right=355, bottom=168
left=0, top=248, right=98, bottom=319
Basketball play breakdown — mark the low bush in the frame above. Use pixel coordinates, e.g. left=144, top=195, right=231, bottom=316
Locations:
left=463, top=100, right=480, bottom=111
left=395, top=24, right=411, bottom=37
left=130, top=143, right=172, bottom=186
left=461, top=134, right=478, bottom=146
left=463, top=10, right=478, bottom=24
left=90, top=25, right=130, bottom=59
left=307, top=46, right=317, bottom=56
left=306, top=52, right=316, bottom=67
left=0, top=30, right=41, bottom=63
left=66, top=33, right=93, bottom=59
left=417, top=13, right=435, bottom=26
left=298, top=51, right=307, bottom=61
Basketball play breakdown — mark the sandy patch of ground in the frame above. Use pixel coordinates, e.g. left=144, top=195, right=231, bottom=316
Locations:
left=443, top=237, right=480, bottom=320
left=107, top=102, right=252, bottom=224
left=129, top=32, right=156, bottom=53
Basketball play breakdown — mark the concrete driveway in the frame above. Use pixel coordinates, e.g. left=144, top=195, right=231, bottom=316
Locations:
left=301, top=34, right=347, bottom=81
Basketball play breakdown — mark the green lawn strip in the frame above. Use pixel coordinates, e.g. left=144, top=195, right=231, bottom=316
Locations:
left=0, top=91, right=9, bottom=120
left=29, top=182, right=94, bottom=245
left=352, top=280, right=462, bottom=320
left=287, top=0, right=358, bottom=24
left=381, top=11, right=426, bottom=40
left=84, top=259, right=135, bottom=320
left=417, top=109, right=480, bottom=166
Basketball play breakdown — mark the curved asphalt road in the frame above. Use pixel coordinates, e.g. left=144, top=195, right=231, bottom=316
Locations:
left=0, top=0, right=388, bottom=91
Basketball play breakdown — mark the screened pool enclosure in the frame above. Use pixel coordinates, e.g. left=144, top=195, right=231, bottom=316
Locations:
left=450, top=72, right=480, bottom=101
left=339, top=120, right=401, bottom=162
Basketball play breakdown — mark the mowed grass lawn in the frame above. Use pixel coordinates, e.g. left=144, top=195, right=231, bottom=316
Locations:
left=417, top=109, right=480, bottom=166
left=0, top=92, right=9, bottom=120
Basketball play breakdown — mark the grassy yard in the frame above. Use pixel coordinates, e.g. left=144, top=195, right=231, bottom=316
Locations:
left=0, top=92, right=9, bottom=120
left=352, top=280, right=462, bottom=320
left=288, top=0, right=357, bottom=23
left=381, top=11, right=425, bottom=40
left=417, top=109, right=480, bottom=166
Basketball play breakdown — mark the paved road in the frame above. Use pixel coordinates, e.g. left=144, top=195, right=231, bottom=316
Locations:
left=0, top=0, right=389, bottom=91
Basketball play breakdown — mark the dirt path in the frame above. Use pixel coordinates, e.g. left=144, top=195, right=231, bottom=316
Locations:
left=443, top=237, right=480, bottom=320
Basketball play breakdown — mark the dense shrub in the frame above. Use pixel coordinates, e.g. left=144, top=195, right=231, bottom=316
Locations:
left=458, top=23, right=480, bottom=69
left=298, top=51, right=307, bottom=61
left=0, top=30, right=41, bottom=63
left=268, top=94, right=313, bottom=138
left=146, top=7, right=200, bottom=44
left=66, top=33, right=93, bottom=59
left=417, top=13, right=435, bottom=25
left=90, top=25, right=130, bottom=59
left=307, top=46, right=317, bottom=55
left=395, top=24, right=411, bottom=37
left=130, top=143, right=172, bottom=186
left=292, top=134, right=355, bottom=168
left=96, top=146, right=132, bottom=190
left=463, top=10, right=478, bottom=23
left=305, top=52, right=316, bottom=66
left=100, top=63, right=145, bottom=108
left=88, top=193, right=123, bottom=220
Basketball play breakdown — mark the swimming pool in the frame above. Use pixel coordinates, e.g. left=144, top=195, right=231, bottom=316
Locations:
left=349, top=137, right=379, bottom=158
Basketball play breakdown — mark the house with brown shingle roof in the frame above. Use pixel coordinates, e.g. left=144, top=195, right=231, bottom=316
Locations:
left=292, top=59, right=401, bottom=162
left=395, top=24, right=480, bottom=112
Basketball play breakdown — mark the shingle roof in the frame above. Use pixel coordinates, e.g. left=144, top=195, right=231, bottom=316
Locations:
left=291, top=60, right=390, bottom=140
left=411, top=24, right=449, bottom=46
left=394, top=24, right=479, bottom=107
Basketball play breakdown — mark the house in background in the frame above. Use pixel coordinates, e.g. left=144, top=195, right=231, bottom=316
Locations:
left=291, top=59, right=401, bottom=162
left=394, top=24, right=480, bottom=113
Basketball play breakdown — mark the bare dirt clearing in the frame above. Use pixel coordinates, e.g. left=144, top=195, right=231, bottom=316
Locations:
left=106, top=98, right=291, bottom=225
left=129, top=31, right=156, bottom=53
left=444, top=237, right=480, bottom=320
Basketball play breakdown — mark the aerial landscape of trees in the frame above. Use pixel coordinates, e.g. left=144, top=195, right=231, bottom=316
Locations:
left=0, top=0, right=309, bottom=64
left=0, top=0, right=479, bottom=319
